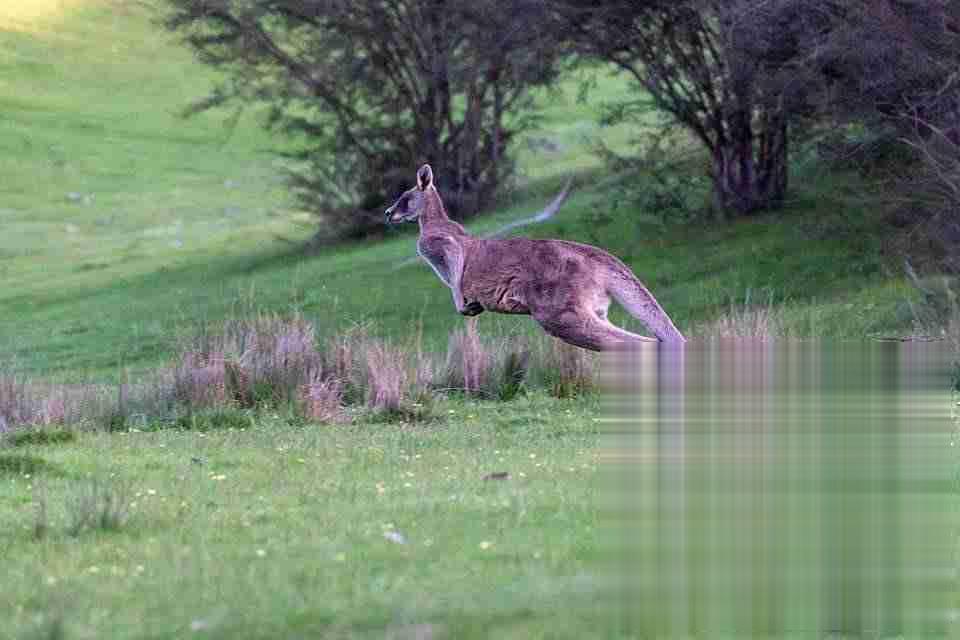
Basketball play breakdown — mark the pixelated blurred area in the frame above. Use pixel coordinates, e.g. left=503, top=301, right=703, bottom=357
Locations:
left=599, top=340, right=956, bottom=638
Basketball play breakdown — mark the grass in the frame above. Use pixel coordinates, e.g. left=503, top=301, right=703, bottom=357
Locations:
left=0, top=2, right=953, bottom=638
left=1, top=395, right=605, bottom=639
left=0, top=2, right=929, bottom=382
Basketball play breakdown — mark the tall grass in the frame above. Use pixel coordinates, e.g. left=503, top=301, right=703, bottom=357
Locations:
left=174, top=313, right=323, bottom=410
left=1, top=312, right=629, bottom=433
left=532, top=338, right=598, bottom=399
left=694, top=290, right=785, bottom=340
left=0, top=375, right=137, bottom=432
left=441, top=319, right=534, bottom=400
left=362, top=340, right=408, bottom=414
left=302, top=376, right=346, bottom=424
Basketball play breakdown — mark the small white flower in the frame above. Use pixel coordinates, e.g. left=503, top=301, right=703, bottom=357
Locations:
left=383, top=531, right=407, bottom=545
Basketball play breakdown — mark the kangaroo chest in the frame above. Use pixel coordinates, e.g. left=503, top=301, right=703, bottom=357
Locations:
left=416, top=236, right=453, bottom=287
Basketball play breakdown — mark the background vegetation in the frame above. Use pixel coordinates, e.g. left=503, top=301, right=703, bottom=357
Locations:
left=1, top=1, right=958, bottom=638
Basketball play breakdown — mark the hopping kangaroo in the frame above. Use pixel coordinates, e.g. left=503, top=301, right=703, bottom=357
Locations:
left=385, top=164, right=685, bottom=351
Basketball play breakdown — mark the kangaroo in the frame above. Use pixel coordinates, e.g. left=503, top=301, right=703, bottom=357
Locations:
left=385, top=164, right=685, bottom=351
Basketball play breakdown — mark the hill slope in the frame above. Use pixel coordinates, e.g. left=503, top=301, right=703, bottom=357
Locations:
left=0, top=1, right=921, bottom=380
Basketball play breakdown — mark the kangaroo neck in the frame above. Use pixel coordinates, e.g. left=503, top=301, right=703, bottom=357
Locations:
left=418, top=188, right=466, bottom=236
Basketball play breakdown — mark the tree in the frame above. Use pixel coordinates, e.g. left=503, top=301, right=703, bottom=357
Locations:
left=806, top=1, right=960, bottom=136
left=559, top=1, right=840, bottom=218
left=806, top=1, right=960, bottom=274
left=162, top=0, right=564, bottom=239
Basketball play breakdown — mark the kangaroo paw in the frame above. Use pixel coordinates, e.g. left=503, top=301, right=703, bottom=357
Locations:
left=460, top=301, right=485, bottom=316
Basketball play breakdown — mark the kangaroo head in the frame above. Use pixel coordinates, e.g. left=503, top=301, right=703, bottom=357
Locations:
left=385, top=164, right=434, bottom=224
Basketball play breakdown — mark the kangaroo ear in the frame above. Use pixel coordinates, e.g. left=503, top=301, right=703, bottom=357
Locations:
left=416, top=164, right=433, bottom=191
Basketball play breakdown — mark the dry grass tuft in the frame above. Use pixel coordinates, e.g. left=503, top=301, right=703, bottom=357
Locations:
left=0, top=376, right=124, bottom=431
left=302, top=376, right=348, bottom=424
left=2, top=313, right=613, bottom=433
left=362, top=340, right=408, bottom=413
left=537, top=338, right=598, bottom=399
left=697, top=304, right=783, bottom=340
left=443, top=319, right=493, bottom=396
left=0, top=375, right=37, bottom=431
left=172, top=351, right=230, bottom=410
left=323, top=323, right=372, bottom=404
left=174, top=313, right=323, bottom=410
left=440, top=321, right=533, bottom=400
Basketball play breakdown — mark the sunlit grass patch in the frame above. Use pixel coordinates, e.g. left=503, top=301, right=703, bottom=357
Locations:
left=0, top=0, right=90, bottom=31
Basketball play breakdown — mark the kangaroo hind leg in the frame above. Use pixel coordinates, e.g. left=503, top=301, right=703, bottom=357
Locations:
left=532, top=308, right=656, bottom=352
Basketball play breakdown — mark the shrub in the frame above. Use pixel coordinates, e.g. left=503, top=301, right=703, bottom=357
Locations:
left=162, top=0, right=565, bottom=239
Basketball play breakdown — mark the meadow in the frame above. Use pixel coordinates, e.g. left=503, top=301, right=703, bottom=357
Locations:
left=0, top=2, right=926, bottom=380
left=0, top=1, right=953, bottom=638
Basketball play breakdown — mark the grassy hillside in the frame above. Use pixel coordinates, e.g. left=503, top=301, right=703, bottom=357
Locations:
left=0, top=1, right=641, bottom=379
left=0, top=1, right=925, bottom=382
left=0, top=4, right=951, bottom=640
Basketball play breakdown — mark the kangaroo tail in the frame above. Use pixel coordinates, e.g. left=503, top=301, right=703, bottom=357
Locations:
left=608, top=274, right=686, bottom=343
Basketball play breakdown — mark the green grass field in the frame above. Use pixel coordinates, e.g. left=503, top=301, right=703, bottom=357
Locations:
left=2, top=396, right=610, bottom=639
left=0, top=2, right=950, bottom=639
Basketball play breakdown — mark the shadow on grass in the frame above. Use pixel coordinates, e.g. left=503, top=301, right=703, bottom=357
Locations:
left=4, top=429, right=76, bottom=448
left=0, top=453, right=61, bottom=476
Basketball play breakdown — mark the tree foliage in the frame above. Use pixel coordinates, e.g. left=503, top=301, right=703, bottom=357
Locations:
left=558, top=1, right=960, bottom=219
left=162, top=0, right=564, bottom=239
left=805, top=1, right=960, bottom=136
left=558, top=1, right=822, bottom=217
left=811, top=1, right=960, bottom=274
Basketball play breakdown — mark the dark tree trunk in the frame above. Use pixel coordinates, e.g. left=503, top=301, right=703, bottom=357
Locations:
left=711, top=117, right=788, bottom=217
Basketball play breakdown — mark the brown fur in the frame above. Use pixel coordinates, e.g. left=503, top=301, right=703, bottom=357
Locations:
left=386, top=164, right=685, bottom=351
